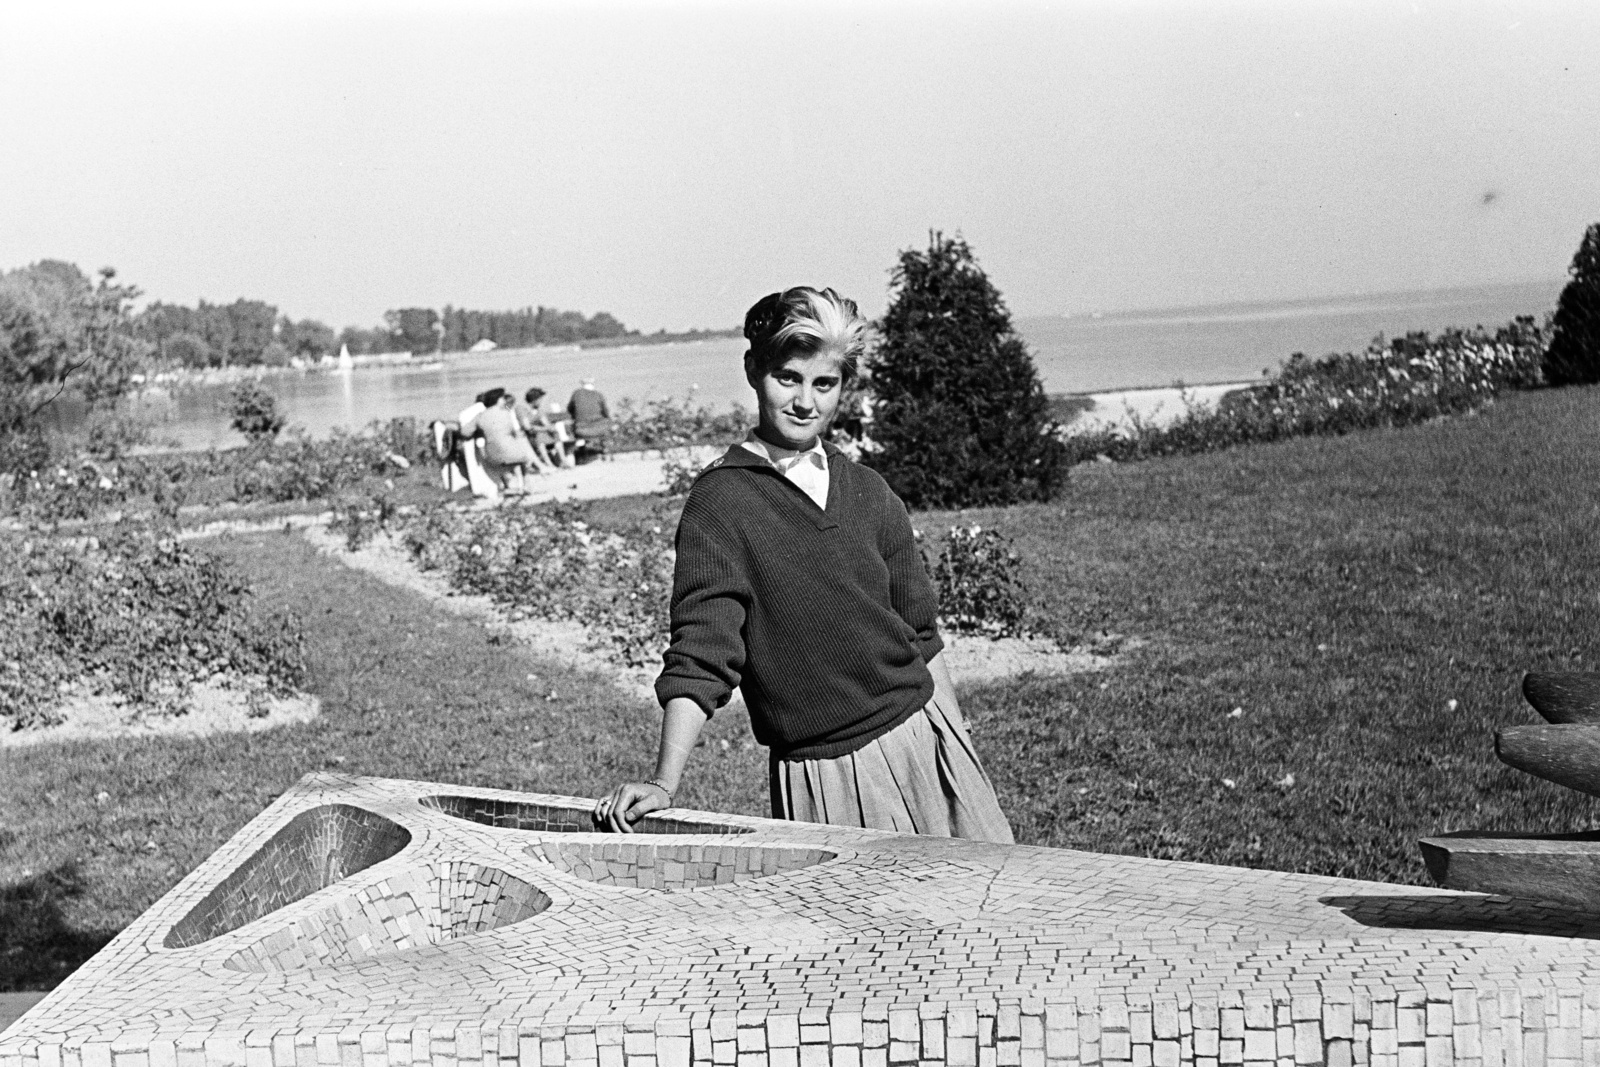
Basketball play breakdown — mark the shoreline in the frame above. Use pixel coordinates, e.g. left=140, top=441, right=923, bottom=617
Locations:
left=142, top=333, right=745, bottom=390
left=1061, top=380, right=1256, bottom=434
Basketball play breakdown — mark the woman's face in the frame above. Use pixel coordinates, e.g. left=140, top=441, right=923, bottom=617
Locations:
left=752, top=351, right=844, bottom=451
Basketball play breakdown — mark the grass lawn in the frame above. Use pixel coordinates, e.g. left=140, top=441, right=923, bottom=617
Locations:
left=952, top=385, right=1600, bottom=878
left=3, top=384, right=1599, bottom=989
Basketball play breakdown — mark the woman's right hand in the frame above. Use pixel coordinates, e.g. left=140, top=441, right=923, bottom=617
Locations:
left=593, top=781, right=671, bottom=833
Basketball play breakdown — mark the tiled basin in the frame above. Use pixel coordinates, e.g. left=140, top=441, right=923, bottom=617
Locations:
left=526, top=841, right=835, bottom=890
left=223, top=862, right=550, bottom=971
left=421, top=794, right=752, bottom=835
left=164, top=804, right=411, bottom=949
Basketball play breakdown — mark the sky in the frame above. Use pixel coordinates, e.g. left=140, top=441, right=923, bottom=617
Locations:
left=2, top=0, right=1597, bottom=333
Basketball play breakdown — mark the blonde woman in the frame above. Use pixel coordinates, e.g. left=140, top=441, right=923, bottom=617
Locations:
left=596, top=287, right=1012, bottom=843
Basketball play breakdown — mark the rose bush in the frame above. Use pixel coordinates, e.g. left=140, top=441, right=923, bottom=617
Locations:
left=1, top=519, right=307, bottom=731
left=1065, top=318, right=1548, bottom=463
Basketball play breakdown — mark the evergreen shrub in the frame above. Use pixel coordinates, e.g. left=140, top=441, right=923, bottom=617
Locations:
left=864, top=233, right=1066, bottom=509
left=1543, top=222, right=1600, bottom=386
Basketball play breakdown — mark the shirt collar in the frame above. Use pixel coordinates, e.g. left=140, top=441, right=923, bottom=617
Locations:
left=741, top=430, right=828, bottom=473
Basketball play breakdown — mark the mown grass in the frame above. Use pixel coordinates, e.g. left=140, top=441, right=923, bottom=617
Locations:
left=2, top=385, right=1598, bottom=989
left=948, top=385, right=1600, bottom=880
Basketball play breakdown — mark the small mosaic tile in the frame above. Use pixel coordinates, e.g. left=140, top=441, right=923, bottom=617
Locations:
left=3, top=774, right=1598, bottom=1067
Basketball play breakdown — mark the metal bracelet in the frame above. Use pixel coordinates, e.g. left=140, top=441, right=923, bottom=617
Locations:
left=645, top=778, right=674, bottom=805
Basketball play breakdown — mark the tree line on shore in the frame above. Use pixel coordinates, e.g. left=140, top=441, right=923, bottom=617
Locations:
left=131, top=293, right=640, bottom=370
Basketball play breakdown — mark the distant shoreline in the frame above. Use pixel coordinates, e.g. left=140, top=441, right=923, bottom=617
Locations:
left=142, top=331, right=746, bottom=391
left=1053, top=375, right=1264, bottom=399
left=1024, top=275, right=1562, bottom=325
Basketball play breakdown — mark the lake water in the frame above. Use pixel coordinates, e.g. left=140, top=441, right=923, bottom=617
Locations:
left=152, top=278, right=1562, bottom=450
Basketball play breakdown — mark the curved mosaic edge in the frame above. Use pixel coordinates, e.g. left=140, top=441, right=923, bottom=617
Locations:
left=164, top=804, right=411, bottom=949
left=223, top=860, right=552, bottom=971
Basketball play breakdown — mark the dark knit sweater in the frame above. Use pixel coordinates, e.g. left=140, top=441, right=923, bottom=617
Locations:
left=655, top=443, right=944, bottom=761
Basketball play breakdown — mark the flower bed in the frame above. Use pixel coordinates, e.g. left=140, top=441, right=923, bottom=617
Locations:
left=606, top=397, right=752, bottom=453
left=1064, top=318, right=1547, bottom=463
left=392, top=501, right=679, bottom=669
left=0, top=520, right=308, bottom=732
left=369, top=499, right=1037, bottom=677
left=0, top=418, right=431, bottom=523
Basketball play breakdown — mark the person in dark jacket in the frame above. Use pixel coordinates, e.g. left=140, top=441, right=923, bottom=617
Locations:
left=595, top=287, right=1012, bottom=842
left=566, top=378, right=612, bottom=457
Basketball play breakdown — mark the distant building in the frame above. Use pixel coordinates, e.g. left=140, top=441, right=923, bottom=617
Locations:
left=469, top=338, right=498, bottom=353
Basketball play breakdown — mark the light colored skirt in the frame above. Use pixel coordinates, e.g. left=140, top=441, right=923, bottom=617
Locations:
left=770, top=695, right=1014, bottom=844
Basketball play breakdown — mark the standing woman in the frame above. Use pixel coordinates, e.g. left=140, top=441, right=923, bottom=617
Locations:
left=596, top=287, right=1013, bottom=843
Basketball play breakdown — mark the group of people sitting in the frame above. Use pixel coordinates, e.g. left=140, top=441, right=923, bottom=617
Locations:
left=432, top=378, right=612, bottom=499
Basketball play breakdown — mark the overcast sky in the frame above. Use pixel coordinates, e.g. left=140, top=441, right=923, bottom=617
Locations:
left=2, top=0, right=1596, bottom=332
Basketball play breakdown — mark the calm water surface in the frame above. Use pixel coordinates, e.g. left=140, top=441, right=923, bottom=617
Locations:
left=156, top=279, right=1561, bottom=450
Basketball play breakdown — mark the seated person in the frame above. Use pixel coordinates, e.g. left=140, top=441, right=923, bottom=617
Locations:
left=515, top=387, right=569, bottom=470
left=475, top=387, right=540, bottom=495
left=567, top=377, right=612, bottom=458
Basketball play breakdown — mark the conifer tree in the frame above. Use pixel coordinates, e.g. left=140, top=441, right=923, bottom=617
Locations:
left=1543, top=222, right=1600, bottom=386
left=864, top=232, right=1065, bottom=508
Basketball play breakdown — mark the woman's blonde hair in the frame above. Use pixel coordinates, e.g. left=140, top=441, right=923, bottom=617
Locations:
left=742, top=287, right=867, bottom=382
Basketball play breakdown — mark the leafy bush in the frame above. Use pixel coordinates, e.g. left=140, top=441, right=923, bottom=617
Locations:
left=226, top=429, right=396, bottom=503
left=228, top=380, right=285, bottom=442
left=865, top=232, right=1066, bottom=509
left=394, top=501, right=677, bottom=668
left=386, top=496, right=1039, bottom=672
left=0, top=424, right=52, bottom=480
left=1543, top=222, right=1600, bottom=386
left=0, top=521, right=307, bottom=731
left=658, top=450, right=702, bottom=496
left=608, top=396, right=751, bottom=453
left=927, top=525, right=1030, bottom=638
left=1066, top=318, right=1547, bottom=464
left=329, top=487, right=399, bottom=551
left=2, top=461, right=131, bottom=523
left=1, top=420, right=429, bottom=526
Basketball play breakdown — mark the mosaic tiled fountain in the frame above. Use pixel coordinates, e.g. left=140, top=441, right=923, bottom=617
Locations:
left=5, top=773, right=1600, bottom=1067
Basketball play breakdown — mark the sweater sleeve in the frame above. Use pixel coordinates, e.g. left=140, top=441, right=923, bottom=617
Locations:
left=654, top=485, right=749, bottom=714
left=880, top=487, right=945, bottom=663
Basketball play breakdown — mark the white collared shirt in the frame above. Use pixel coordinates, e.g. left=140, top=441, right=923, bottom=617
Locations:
left=740, top=430, right=830, bottom=509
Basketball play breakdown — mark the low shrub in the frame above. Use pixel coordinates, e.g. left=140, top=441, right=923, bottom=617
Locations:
left=328, top=487, right=399, bottom=551
left=394, top=501, right=678, bottom=668
left=1066, top=318, right=1547, bottom=464
left=608, top=396, right=751, bottom=453
left=383, top=494, right=1040, bottom=671
left=1, top=418, right=431, bottom=525
left=926, top=525, right=1030, bottom=638
left=228, top=381, right=286, bottom=442
left=0, top=520, right=307, bottom=731
left=226, top=429, right=396, bottom=504
left=658, top=450, right=702, bottom=496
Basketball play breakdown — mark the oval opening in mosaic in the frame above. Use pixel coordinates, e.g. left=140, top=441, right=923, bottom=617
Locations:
left=420, top=794, right=754, bottom=835
left=164, top=804, right=411, bottom=949
left=222, top=862, right=552, bottom=971
left=525, top=841, right=836, bottom=890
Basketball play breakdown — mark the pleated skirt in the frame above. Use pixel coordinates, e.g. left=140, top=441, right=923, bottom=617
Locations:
left=769, top=695, right=1014, bottom=844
